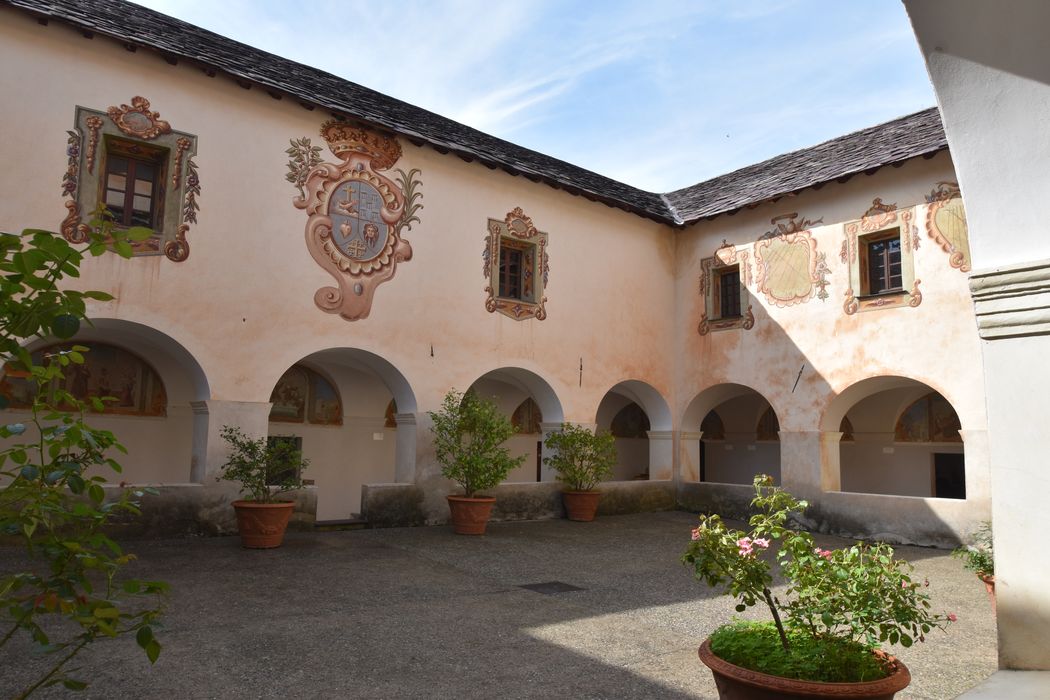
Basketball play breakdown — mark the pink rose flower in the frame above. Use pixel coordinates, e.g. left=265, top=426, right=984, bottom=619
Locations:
left=737, top=537, right=754, bottom=556
left=948, top=613, right=958, bottom=622
left=753, top=538, right=770, bottom=550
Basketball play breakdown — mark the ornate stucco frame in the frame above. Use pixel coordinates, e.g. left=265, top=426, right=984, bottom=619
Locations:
left=483, top=207, right=549, bottom=321
left=841, top=200, right=921, bottom=315
left=698, top=241, right=753, bottom=335
left=62, top=96, right=199, bottom=261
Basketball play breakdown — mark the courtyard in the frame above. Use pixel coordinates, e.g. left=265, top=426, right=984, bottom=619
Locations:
left=1, top=512, right=996, bottom=699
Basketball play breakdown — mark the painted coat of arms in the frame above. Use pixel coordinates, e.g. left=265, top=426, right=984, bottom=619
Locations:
left=289, top=121, right=422, bottom=321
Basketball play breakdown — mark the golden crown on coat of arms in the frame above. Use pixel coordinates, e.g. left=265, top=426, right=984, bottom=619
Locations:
left=320, top=120, right=402, bottom=170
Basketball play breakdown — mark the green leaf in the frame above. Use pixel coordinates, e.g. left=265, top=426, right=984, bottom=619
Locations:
left=136, top=625, right=153, bottom=648
left=145, top=638, right=161, bottom=664
left=125, top=226, right=155, bottom=242
left=113, top=240, right=134, bottom=258
left=61, top=679, right=88, bottom=691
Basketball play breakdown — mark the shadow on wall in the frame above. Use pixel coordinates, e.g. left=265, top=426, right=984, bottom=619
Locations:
left=676, top=299, right=985, bottom=548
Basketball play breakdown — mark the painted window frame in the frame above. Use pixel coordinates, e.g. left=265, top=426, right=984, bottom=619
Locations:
left=698, top=243, right=753, bottom=335
left=843, top=208, right=920, bottom=314
left=484, top=207, right=549, bottom=321
left=62, top=97, right=199, bottom=261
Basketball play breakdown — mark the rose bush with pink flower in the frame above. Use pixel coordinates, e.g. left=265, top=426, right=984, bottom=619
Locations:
left=682, top=474, right=954, bottom=682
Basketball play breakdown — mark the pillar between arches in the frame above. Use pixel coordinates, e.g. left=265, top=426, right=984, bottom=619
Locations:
left=679, top=431, right=703, bottom=483
left=779, top=430, right=842, bottom=498
left=393, top=412, right=419, bottom=484
left=646, top=430, right=673, bottom=480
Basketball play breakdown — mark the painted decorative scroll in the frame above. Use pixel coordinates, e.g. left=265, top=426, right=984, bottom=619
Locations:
left=925, top=182, right=971, bottom=272
left=292, top=121, right=423, bottom=321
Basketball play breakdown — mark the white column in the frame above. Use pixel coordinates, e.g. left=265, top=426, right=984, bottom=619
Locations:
left=778, top=430, right=826, bottom=500
left=393, top=412, right=418, bottom=483
left=646, top=430, right=673, bottom=481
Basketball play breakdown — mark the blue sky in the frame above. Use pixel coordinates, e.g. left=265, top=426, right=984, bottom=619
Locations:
left=134, top=0, right=934, bottom=193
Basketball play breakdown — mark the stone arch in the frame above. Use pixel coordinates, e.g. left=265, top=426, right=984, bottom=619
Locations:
left=14, top=318, right=209, bottom=484
left=681, top=383, right=781, bottom=485
left=826, top=376, right=968, bottom=499
left=594, top=380, right=673, bottom=481
left=266, top=347, right=419, bottom=521
left=466, top=366, right=565, bottom=483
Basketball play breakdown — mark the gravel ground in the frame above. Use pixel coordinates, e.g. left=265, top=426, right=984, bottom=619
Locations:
left=0, top=511, right=996, bottom=699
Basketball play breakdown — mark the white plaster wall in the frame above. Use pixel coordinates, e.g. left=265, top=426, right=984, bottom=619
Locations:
left=839, top=442, right=962, bottom=498
left=268, top=420, right=395, bottom=520
left=611, top=437, right=648, bottom=480
left=906, top=0, right=1050, bottom=669
left=0, top=408, right=193, bottom=484
left=703, top=440, right=781, bottom=485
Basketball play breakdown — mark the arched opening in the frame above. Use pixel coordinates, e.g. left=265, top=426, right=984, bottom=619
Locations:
left=2, top=319, right=209, bottom=484
left=827, top=377, right=965, bottom=498
left=466, top=367, right=564, bottom=483
left=594, top=380, right=673, bottom=481
left=682, top=384, right=781, bottom=485
left=266, top=348, right=417, bottom=521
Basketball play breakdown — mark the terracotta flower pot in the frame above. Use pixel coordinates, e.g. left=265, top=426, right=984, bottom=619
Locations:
left=232, top=500, right=295, bottom=549
left=979, top=573, right=996, bottom=613
left=562, top=490, right=601, bottom=521
left=446, top=495, right=496, bottom=535
left=698, top=638, right=910, bottom=700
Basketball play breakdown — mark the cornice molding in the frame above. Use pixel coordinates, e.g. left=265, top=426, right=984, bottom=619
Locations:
left=970, top=258, right=1050, bottom=338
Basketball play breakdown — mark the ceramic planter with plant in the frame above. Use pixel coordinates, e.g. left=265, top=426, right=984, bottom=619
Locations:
left=683, top=475, right=954, bottom=700
left=217, top=426, right=309, bottom=549
left=543, top=422, right=616, bottom=521
left=429, top=389, right=524, bottom=535
left=952, top=521, right=995, bottom=610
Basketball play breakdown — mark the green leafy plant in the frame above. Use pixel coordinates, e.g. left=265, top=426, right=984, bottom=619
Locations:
left=428, top=389, right=525, bottom=497
left=543, top=422, right=616, bottom=491
left=1, top=216, right=168, bottom=697
left=682, top=475, right=954, bottom=683
left=952, top=521, right=993, bottom=577
left=216, top=427, right=309, bottom=503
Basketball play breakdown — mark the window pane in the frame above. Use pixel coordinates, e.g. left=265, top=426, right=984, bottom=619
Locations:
left=107, top=173, right=127, bottom=192
left=105, top=190, right=125, bottom=207
left=134, top=178, right=153, bottom=195
left=719, top=269, right=740, bottom=318
left=134, top=163, right=155, bottom=181
left=500, top=247, right=523, bottom=299
left=130, top=210, right=152, bottom=227
left=133, top=195, right=152, bottom=212
left=107, top=157, right=128, bottom=174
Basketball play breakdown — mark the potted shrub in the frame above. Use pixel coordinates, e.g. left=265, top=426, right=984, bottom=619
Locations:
left=953, top=521, right=995, bottom=610
left=429, top=389, right=524, bottom=535
left=543, top=422, right=616, bottom=521
left=683, top=475, right=954, bottom=699
left=217, top=426, right=309, bottom=548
